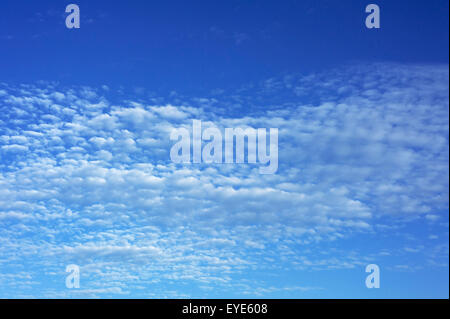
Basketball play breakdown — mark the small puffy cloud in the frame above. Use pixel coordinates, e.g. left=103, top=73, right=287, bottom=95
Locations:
left=0, top=63, right=448, bottom=297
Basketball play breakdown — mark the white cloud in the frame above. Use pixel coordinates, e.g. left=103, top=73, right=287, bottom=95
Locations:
left=0, top=63, right=448, bottom=297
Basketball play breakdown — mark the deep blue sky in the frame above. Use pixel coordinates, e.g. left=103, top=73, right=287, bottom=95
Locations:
left=1, top=0, right=448, bottom=94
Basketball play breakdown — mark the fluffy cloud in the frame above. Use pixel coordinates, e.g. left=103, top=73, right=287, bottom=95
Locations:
left=0, top=63, right=448, bottom=297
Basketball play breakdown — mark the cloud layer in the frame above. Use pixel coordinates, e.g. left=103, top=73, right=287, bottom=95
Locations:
left=0, top=63, right=448, bottom=298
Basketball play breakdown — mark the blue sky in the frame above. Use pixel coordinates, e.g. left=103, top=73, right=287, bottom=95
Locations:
left=0, top=1, right=448, bottom=298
